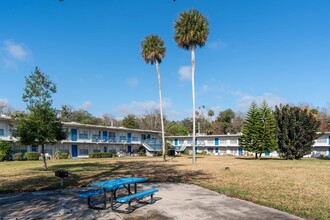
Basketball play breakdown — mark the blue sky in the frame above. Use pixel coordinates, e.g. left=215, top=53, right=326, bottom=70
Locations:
left=0, top=0, right=329, bottom=120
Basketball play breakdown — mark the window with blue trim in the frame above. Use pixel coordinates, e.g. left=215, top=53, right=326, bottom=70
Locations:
left=0, top=129, right=4, bottom=136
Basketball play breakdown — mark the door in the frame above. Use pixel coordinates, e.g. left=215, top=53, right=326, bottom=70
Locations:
left=31, top=146, right=38, bottom=152
left=195, top=138, right=198, bottom=145
left=72, top=145, right=78, bottom=157
left=174, top=139, right=178, bottom=146
left=127, top=133, right=131, bottom=143
left=103, top=131, right=108, bottom=142
left=238, top=147, right=243, bottom=156
left=127, top=146, right=132, bottom=154
left=215, top=147, right=219, bottom=153
left=215, top=138, right=219, bottom=145
left=103, top=146, right=107, bottom=153
left=71, top=128, right=77, bottom=141
left=328, top=148, right=330, bottom=158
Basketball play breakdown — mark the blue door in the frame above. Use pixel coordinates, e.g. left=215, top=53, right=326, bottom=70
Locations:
left=238, top=147, right=243, bottom=156
left=71, top=128, right=77, bottom=141
left=328, top=147, right=330, bottom=158
left=195, top=138, right=198, bottom=145
left=103, top=131, right=108, bottom=142
left=215, top=138, right=219, bottom=145
left=72, top=145, right=78, bottom=157
left=127, top=133, right=131, bottom=143
left=147, top=134, right=151, bottom=140
left=265, top=149, right=270, bottom=156
left=215, top=147, right=219, bottom=153
left=127, top=146, right=132, bottom=154
left=103, top=146, right=107, bottom=153
left=174, top=139, right=178, bottom=146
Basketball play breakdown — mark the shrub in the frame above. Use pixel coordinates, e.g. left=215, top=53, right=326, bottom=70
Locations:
left=88, top=152, right=113, bottom=158
left=0, top=152, right=6, bottom=162
left=167, top=149, right=175, bottom=156
left=25, top=152, right=40, bottom=160
left=59, top=153, right=69, bottom=159
left=13, top=153, right=24, bottom=161
left=0, top=140, right=13, bottom=161
left=201, top=150, right=207, bottom=155
left=183, top=148, right=190, bottom=155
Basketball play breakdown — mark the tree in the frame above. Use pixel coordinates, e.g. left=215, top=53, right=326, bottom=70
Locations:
left=140, top=110, right=168, bottom=131
left=122, top=114, right=140, bottom=129
left=141, top=35, right=167, bottom=162
left=207, top=109, right=215, bottom=121
left=174, top=9, right=209, bottom=164
left=14, top=67, right=66, bottom=170
left=275, top=104, right=320, bottom=159
left=0, top=140, right=13, bottom=161
left=0, top=100, right=14, bottom=116
left=239, top=101, right=277, bottom=159
left=166, top=122, right=188, bottom=136
left=216, top=109, right=235, bottom=134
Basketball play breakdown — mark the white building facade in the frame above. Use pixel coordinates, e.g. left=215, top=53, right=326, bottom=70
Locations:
left=0, top=115, right=162, bottom=157
left=168, top=133, right=330, bottom=158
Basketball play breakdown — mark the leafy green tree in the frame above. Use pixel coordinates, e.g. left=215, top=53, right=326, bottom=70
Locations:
left=239, top=101, right=277, bottom=159
left=14, top=67, right=66, bottom=170
left=0, top=140, right=13, bottom=161
left=207, top=109, right=215, bottom=121
left=275, top=104, right=320, bottom=159
left=166, top=122, right=188, bottom=136
left=216, top=109, right=235, bottom=134
left=141, top=35, right=167, bottom=161
left=174, top=9, right=209, bottom=164
left=122, top=114, right=140, bottom=129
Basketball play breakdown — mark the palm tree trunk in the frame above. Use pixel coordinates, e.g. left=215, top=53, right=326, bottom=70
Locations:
left=156, top=61, right=166, bottom=162
left=191, top=45, right=196, bottom=164
left=41, top=144, right=47, bottom=170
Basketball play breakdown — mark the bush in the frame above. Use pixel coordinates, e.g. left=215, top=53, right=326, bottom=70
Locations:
left=167, top=149, right=175, bottom=156
left=88, top=152, right=113, bottom=158
left=0, top=152, right=6, bottom=162
left=59, top=153, right=69, bottom=159
left=25, top=152, right=40, bottom=160
left=201, top=150, right=207, bottom=155
left=13, top=153, right=24, bottom=161
left=0, top=140, right=13, bottom=161
left=183, top=148, right=190, bottom=155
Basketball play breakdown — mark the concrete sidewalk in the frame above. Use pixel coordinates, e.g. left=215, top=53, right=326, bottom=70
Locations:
left=0, top=183, right=304, bottom=220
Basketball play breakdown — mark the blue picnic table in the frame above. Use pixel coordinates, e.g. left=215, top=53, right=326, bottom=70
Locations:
left=80, top=177, right=158, bottom=213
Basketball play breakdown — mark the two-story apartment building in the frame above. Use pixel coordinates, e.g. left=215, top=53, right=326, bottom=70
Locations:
left=168, top=132, right=330, bottom=158
left=0, top=115, right=162, bottom=157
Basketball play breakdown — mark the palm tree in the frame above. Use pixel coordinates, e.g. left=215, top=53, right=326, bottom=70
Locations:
left=141, top=35, right=166, bottom=162
left=174, top=9, right=209, bottom=164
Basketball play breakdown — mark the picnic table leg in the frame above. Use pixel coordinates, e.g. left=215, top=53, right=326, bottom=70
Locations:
left=134, top=183, right=137, bottom=193
left=110, top=190, right=114, bottom=210
left=103, top=188, right=107, bottom=208
left=128, top=184, right=131, bottom=195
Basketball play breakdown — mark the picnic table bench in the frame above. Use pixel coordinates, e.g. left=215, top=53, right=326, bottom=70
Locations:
left=79, top=177, right=159, bottom=213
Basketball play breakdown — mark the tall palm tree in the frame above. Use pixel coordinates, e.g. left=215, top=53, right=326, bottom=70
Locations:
left=141, top=35, right=166, bottom=162
left=174, top=9, right=209, bottom=164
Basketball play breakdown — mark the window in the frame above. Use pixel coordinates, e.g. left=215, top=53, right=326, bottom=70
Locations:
left=230, top=139, right=237, bottom=144
left=219, top=139, right=226, bottom=145
left=119, top=132, right=126, bottom=141
left=0, top=128, right=4, bottom=136
left=93, top=147, right=101, bottom=152
left=58, top=146, right=70, bottom=153
left=132, top=133, right=139, bottom=142
left=109, top=132, right=116, bottom=142
left=31, top=146, right=38, bottom=152
left=79, top=129, right=89, bottom=139
left=44, top=146, right=53, bottom=155
left=13, top=146, right=27, bottom=154
left=316, top=138, right=327, bottom=143
left=79, top=146, right=89, bottom=155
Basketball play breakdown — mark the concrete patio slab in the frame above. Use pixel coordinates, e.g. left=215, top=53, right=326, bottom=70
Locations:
left=0, top=183, right=304, bottom=220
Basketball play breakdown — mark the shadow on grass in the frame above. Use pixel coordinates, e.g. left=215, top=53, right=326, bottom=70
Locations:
left=235, top=157, right=284, bottom=161
left=0, top=160, right=209, bottom=193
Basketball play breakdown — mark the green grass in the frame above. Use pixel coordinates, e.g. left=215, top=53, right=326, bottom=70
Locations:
left=0, top=156, right=329, bottom=219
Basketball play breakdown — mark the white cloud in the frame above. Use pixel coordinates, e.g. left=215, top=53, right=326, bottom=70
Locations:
left=115, top=98, right=172, bottom=118
left=3, top=40, right=28, bottom=60
left=80, top=101, right=93, bottom=110
left=126, top=77, right=139, bottom=87
left=178, top=65, right=191, bottom=81
left=233, top=91, right=286, bottom=111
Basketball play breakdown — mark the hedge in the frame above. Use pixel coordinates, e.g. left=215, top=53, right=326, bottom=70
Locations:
left=59, top=153, right=69, bottom=159
left=13, top=153, right=24, bottom=161
left=88, top=152, right=113, bottom=158
left=25, top=152, right=40, bottom=160
left=0, top=152, right=6, bottom=162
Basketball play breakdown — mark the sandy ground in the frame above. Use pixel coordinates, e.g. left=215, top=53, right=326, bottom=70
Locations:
left=0, top=183, right=304, bottom=220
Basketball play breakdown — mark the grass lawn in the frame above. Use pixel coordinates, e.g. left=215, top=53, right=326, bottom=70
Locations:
left=0, top=156, right=329, bottom=220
